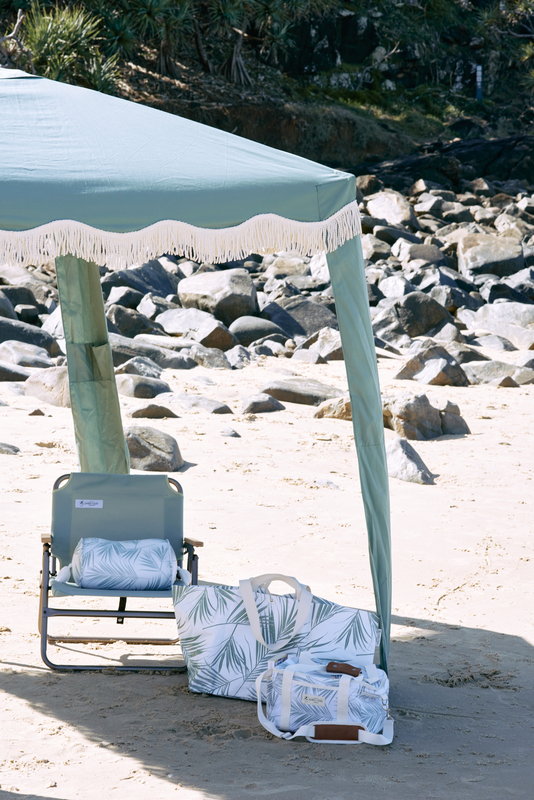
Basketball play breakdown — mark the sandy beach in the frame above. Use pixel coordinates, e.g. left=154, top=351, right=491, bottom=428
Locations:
left=0, top=349, right=533, bottom=799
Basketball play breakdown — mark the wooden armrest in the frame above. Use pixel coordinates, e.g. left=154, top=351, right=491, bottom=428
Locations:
left=41, top=533, right=52, bottom=544
left=184, top=536, right=204, bottom=548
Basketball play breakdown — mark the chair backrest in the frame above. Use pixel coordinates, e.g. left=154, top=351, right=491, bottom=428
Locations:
left=51, top=473, right=183, bottom=567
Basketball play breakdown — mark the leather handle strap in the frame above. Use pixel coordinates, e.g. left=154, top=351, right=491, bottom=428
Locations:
left=326, top=662, right=361, bottom=678
left=312, top=724, right=364, bottom=741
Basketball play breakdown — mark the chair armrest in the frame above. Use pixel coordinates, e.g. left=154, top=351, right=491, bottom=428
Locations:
left=41, top=533, right=52, bottom=544
left=184, top=536, right=204, bottom=548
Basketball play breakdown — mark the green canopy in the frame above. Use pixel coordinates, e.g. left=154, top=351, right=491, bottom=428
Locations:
left=0, top=68, right=391, bottom=670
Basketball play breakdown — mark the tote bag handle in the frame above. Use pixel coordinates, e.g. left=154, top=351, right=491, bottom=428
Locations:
left=239, top=574, right=313, bottom=651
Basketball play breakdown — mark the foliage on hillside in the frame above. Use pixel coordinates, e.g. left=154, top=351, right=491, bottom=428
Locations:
left=2, top=1, right=534, bottom=143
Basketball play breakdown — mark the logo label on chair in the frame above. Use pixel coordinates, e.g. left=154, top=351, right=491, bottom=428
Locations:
left=75, top=499, right=103, bottom=509
left=302, top=694, right=325, bottom=707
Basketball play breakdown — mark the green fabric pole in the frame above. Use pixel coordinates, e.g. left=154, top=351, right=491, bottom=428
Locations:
left=55, top=254, right=129, bottom=474
left=327, top=237, right=391, bottom=671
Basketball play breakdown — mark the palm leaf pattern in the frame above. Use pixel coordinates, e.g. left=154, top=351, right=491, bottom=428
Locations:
left=72, top=538, right=177, bottom=590
left=173, top=584, right=381, bottom=701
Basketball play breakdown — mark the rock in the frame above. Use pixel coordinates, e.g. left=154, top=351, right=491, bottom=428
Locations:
left=155, top=307, right=215, bottom=336
left=441, top=411, right=470, bottom=436
left=371, top=307, right=412, bottom=349
left=262, top=296, right=338, bottom=339
left=24, top=367, right=70, bottom=407
left=137, top=293, right=179, bottom=320
left=109, top=333, right=197, bottom=369
left=101, top=260, right=177, bottom=300
left=125, top=426, right=183, bottom=471
left=0, top=442, right=20, bottom=455
left=106, top=286, right=144, bottom=309
left=429, top=285, right=482, bottom=313
left=0, top=341, right=53, bottom=368
left=308, top=327, right=344, bottom=361
left=382, top=391, right=441, bottom=441
left=228, top=316, right=288, bottom=347
left=241, top=393, right=285, bottom=414
left=189, top=344, right=231, bottom=369
left=225, top=344, right=251, bottom=369
left=513, top=367, right=534, bottom=385
left=291, top=349, right=327, bottom=364
left=161, top=392, right=232, bottom=414
left=15, top=304, right=40, bottom=324
left=0, top=360, right=32, bottom=381
left=462, top=360, right=517, bottom=385
left=366, top=191, right=420, bottom=229
left=441, top=202, right=473, bottom=224
left=414, top=195, right=443, bottom=217
left=1, top=285, right=48, bottom=312
left=426, top=320, right=463, bottom=343
left=192, top=318, right=237, bottom=351
left=473, top=334, right=517, bottom=351
left=444, top=341, right=490, bottom=364
left=386, top=437, right=434, bottom=485
left=263, top=256, right=310, bottom=280
left=106, top=304, right=164, bottom=339
left=489, top=375, right=519, bottom=388
left=396, top=340, right=468, bottom=386
left=115, top=374, right=171, bottom=398
left=394, top=292, right=453, bottom=338
left=373, top=226, right=420, bottom=246
left=115, top=356, right=163, bottom=379
left=458, top=234, right=524, bottom=278
left=131, top=404, right=178, bottom=419
left=391, top=240, right=447, bottom=266
left=378, top=275, right=417, bottom=298
left=357, top=174, right=382, bottom=196
left=479, top=280, right=532, bottom=305
left=469, top=303, right=534, bottom=350
left=260, top=377, right=343, bottom=406
left=0, top=318, right=60, bottom=356
left=133, top=334, right=197, bottom=351
left=313, top=396, right=352, bottom=420
left=0, top=291, right=17, bottom=320
left=178, top=268, right=257, bottom=326
left=514, top=352, right=534, bottom=370
left=361, top=234, right=392, bottom=262
left=221, top=426, right=240, bottom=437
left=367, top=283, right=385, bottom=306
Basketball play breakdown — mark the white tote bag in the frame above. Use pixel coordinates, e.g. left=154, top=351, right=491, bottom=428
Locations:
left=173, top=573, right=381, bottom=701
left=256, top=655, right=393, bottom=745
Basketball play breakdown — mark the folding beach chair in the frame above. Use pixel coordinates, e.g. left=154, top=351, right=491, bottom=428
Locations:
left=39, top=472, right=202, bottom=671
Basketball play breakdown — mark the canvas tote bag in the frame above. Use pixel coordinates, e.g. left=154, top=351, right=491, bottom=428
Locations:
left=173, top=573, right=381, bottom=701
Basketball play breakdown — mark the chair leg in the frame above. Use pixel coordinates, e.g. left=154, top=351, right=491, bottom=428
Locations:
left=117, top=597, right=126, bottom=624
left=191, top=554, right=199, bottom=585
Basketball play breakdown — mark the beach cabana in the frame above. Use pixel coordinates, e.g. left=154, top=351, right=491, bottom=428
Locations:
left=0, top=67, right=391, bottom=669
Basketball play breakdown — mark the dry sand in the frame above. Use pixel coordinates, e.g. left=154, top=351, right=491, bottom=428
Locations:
left=0, top=349, right=533, bottom=799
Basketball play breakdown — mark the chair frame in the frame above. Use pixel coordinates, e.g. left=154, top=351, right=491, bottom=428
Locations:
left=39, top=474, right=203, bottom=672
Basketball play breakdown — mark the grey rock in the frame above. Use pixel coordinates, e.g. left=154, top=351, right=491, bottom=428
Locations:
left=221, top=426, right=240, bottom=437
left=429, top=285, right=482, bottom=313
left=458, top=234, right=524, bottom=278
left=109, top=333, right=197, bottom=370
left=225, top=344, right=251, bottom=370
left=0, top=291, right=17, bottom=320
left=260, top=377, right=342, bottom=406
left=361, top=234, right=392, bottom=262
left=0, top=340, right=53, bottom=368
left=391, top=240, right=447, bottom=266
left=489, top=375, right=519, bottom=388
left=24, top=367, right=70, bottom=407
left=161, top=392, right=232, bottom=414
left=189, top=344, right=231, bottom=369
left=241, top=393, right=285, bottom=414
left=371, top=307, right=412, bottom=349
left=444, top=341, right=490, bottom=365
left=1, top=285, right=46, bottom=312
left=133, top=333, right=196, bottom=351
left=155, top=307, right=215, bottom=336
left=394, top=292, right=453, bottom=338
left=357, top=174, right=383, bottom=196
left=192, top=318, right=237, bottom=351
left=5, top=382, right=26, bottom=395
left=414, top=195, right=443, bottom=217
left=137, top=293, right=179, bottom=320
left=106, top=304, right=164, bottom=339
left=469, top=303, right=534, bottom=349
left=249, top=343, right=276, bottom=357
left=115, top=356, right=163, bottom=379
left=0, top=442, right=20, bottom=455
left=378, top=275, right=417, bottom=298
left=366, top=191, right=420, bottom=229
left=106, top=286, right=144, bottom=309
left=0, top=317, right=60, bottom=356
left=372, top=226, right=420, bottom=246
left=125, top=426, right=183, bottom=471
left=514, top=352, right=534, bottom=370
left=178, top=268, right=257, bottom=326
left=432, top=398, right=461, bottom=415
left=367, top=283, right=385, bottom=306
left=15, top=304, right=40, bottom=324
left=0, top=360, right=32, bottom=381
left=480, top=280, right=532, bottom=305
left=473, top=334, right=517, bottom=352
left=386, top=437, right=434, bottom=484
left=264, top=255, right=310, bottom=280
left=131, top=404, right=178, bottom=419
left=313, top=396, right=352, bottom=420
left=426, top=320, right=463, bottom=343
left=291, top=349, right=327, bottom=364
left=396, top=341, right=468, bottom=386
left=441, top=411, right=470, bottom=436
left=308, top=327, right=344, bottom=361
left=513, top=367, right=534, bottom=385
left=382, top=391, right=442, bottom=440
left=462, top=360, right=517, bottom=385
left=115, top=374, right=171, bottom=398
left=262, top=296, right=338, bottom=339
left=441, top=202, right=473, bottom=224
left=101, top=260, right=177, bottom=300
left=228, top=315, right=289, bottom=347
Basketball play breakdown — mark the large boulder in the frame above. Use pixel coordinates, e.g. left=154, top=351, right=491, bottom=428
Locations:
left=106, top=304, right=164, bottom=339
left=366, top=191, right=420, bottom=229
left=100, top=260, right=178, bottom=299
left=24, top=367, right=70, bottom=406
left=106, top=286, right=144, bottom=309
left=391, top=240, right=447, bottom=266
left=125, top=426, right=183, bottom=471
left=462, top=360, right=534, bottom=385
left=160, top=392, right=232, bottom=414
left=226, top=344, right=252, bottom=369
left=115, top=374, right=171, bottom=398
left=262, top=296, right=338, bottom=339
left=469, top=303, right=534, bottom=350
left=0, top=340, right=53, bottom=368
left=136, top=293, right=179, bottom=320
left=115, top=356, right=163, bottom=379
left=260, top=377, right=342, bottom=406
left=382, top=391, right=442, bottom=440
left=386, top=438, right=434, bottom=485
left=229, top=316, right=289, bottom=347
left=361, top=234, right=391, bottom=262
left=393, top=292, right=453, bottom=338
left=395, top=340, right=469, bottom=387
left=0, top=291, right=17, bottom=320
left=313, top=396, right=352, bottom=420
left=0, top=318, right=61, bottom=356
left=178, top=268, right=257, bottom=326
left=109, top=333, right=197, bottom=369
left=189, top=344, right=231, bottom=369
left=263, top=255, right=310, bottom=280
left=0, top=360, right=32, bottom=381
left=155, top=307, right=215, bottom=336
left=241, top=393, right=285, bottom=414
left=458, top=234, right=524, bottom=278
left=192, top=318, right=237, bottom=351
left=308, top=327, right=344, bottom=361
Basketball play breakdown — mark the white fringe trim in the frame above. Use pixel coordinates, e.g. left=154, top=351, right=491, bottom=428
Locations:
left=0, top=201, right=361, bottom=269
